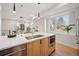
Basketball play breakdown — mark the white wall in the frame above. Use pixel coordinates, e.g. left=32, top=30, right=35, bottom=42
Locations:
left=2, top=19, right=17, bottom=35
left=56, top=34, right=78, bottom=49
left=0, top=5, right=1, bottom=36
left=2, top=18, right=45, bottom=35
left=75, top=8, right=79, bottom=36
left=33, top=18, right=45, bottom=32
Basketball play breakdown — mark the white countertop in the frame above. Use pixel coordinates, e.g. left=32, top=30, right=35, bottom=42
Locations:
left=0, top=32, right=54, bottom=51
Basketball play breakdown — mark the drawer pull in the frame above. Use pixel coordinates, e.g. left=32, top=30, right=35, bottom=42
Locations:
left=5, top=48, right=26, bottom=56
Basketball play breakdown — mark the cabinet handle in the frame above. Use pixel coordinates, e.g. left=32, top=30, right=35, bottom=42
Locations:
left=40, top=40, right=42, bottom=44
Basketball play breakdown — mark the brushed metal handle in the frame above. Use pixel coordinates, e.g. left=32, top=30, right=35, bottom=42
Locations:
left=40, top=40, right=42, bottom=44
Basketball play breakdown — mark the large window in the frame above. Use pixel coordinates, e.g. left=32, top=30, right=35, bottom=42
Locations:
left=47, top=15, right=70, bottom=32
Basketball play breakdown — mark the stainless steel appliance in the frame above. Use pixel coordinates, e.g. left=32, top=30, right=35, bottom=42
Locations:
left=48, top=35, right=55, bottom=47
left=48, top=35, right=55, bottom=55
left=0, top=44, right=26, bottom=56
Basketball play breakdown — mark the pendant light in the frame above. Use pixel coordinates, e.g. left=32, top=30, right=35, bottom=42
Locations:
left=13, top=3, right=16, bottom=13
left=32, top=3, right=41, bottom=20
left=37, top=12, right=40, bottom=19
left=37, top=3, right=40, bottom=19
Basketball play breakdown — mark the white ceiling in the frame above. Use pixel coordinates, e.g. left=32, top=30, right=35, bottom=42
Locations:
left=1, top=3, right=60, bottom=20
left=1, top=3, right=79, bottom=20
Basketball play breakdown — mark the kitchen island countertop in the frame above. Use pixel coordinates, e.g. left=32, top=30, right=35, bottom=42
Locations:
left=0, top=32, right=54, bottom=51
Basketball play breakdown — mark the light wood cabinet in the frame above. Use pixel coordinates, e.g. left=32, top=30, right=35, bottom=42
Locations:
left=26, top=43, right=33, bottom=56
left=40, top=38, right=49, bottom=56
left=27, top=40, right=40, bottom=56
left=32, top=40, right=40, bottom=56
left=27, top=38, right=49, bottom=56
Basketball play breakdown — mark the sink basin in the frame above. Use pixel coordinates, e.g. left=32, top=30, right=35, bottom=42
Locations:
left=25, top=35, right=44, bottom=40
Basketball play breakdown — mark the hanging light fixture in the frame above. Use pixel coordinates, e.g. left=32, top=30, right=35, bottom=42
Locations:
left=37, top=3, right=40, bottom=19
left=32, top=3, right=41, bottom=20
left=37, top=12, right=40, bottom=18
left=13, top=3, right=16, bottom=13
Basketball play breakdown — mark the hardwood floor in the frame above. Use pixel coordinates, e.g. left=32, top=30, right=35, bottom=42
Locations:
left=51, top=42, right=79, bottom=56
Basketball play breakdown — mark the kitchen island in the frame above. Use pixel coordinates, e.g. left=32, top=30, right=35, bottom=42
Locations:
left=0, top=32, right=55, bottom=56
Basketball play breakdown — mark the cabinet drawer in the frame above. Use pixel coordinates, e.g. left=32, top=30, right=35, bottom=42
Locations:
left=5, top=48, right=26, bottom=56
left=0, top=44, right=27, bottom=56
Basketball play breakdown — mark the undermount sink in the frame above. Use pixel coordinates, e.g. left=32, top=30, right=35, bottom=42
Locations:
left=25, top=35, right=44, bottom=40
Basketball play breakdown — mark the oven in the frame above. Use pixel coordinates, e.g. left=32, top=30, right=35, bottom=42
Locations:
left=48, top=35, right=55, bottom=47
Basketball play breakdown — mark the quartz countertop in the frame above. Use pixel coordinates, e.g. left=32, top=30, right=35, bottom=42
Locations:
left=0, top=32, right=54, bottom=51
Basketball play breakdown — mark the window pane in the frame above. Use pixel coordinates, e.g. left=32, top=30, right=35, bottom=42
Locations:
left=62, top=15, right=69, bottom=25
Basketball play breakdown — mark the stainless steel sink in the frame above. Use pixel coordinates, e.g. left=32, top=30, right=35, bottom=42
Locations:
left=25, top=35, right=44, bottom=40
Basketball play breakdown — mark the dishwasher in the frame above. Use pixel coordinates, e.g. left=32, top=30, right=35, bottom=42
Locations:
left=0, top=44, right=27, bottom=56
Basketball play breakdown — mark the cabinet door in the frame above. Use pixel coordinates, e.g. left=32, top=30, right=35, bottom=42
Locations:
left=27, top=42, right=33, bottom=56
left=27, top=40, right=40, bottom=56
left=40, top=38, right=49, bottom=56
left=32, top=40, right=40, bottom=56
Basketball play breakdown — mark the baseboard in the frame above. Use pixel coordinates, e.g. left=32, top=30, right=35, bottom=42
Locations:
left=56, top=40, right=78, bottom=50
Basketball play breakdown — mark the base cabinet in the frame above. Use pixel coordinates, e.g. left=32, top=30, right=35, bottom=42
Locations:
left=27, top=38, right=49, bottom=56
left=40, top=38, right=49, bottom=56
left=32, top=40, right=40, bottom=56
left=26, top=42, right=33, bottom=56
left=27, top=40, right=40, bottom=56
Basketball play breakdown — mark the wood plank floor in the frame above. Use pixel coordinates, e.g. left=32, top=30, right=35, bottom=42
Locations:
left=51, top=42, right=79, bottom=56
